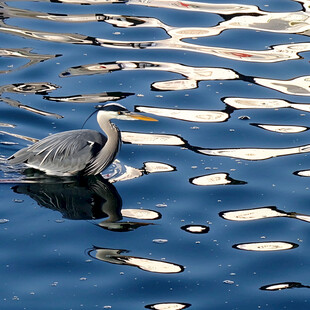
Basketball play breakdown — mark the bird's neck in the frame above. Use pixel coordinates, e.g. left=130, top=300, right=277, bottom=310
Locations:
left=98, top=116, right=120, bottom=147
left=97, top=114, right=121, bottom=161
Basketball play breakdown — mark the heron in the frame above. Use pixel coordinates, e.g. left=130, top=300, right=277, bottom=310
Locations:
left=7, top=103, right=157, bottom=176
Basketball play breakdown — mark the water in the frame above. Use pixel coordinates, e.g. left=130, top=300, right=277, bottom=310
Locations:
left=1, top=0, right=310, bottom=309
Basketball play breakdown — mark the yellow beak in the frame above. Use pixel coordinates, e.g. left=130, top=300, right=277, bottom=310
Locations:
left=130, top=114, right=158, bottom=121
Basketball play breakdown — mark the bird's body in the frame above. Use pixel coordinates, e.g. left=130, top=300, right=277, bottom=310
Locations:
left=8, top=103, right=156, bottom=176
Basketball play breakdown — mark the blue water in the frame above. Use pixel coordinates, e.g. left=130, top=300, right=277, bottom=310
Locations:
left=1, top=0, right=310, bottom=309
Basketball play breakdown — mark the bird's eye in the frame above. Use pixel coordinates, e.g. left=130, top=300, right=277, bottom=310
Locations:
left=117, top=111, right=122, bottom=115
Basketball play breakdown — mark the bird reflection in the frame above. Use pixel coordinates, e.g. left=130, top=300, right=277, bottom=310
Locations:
left=97, top=220, right=153, bottom=232
left=12, top=173, right=122, bottom=221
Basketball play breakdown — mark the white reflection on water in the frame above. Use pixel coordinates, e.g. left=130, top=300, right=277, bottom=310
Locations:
left=44, top=92, right=134, bottom=103
left=121, top=131, right=186, bottom=146
left=252, top=124, right=308, bottom=134
left=190, top=172, right=246, bottom=186
left=143, top=162, right=175, bottom=173
left=0, top=82, right=62, bottom=118
left=136, top=106, right=229, bottom=122
left=89, top=247, right=184, bottom=273
left=0, top=82, right=58, bottom=94
left=260, top=282, right=310, bottom=291
left=108, top=161, right=176, bottom=183
left=224, top=97, right=310, bottom=113
left=198, top=144, right=310, bottom=160
left=181, top=224, right=209, bottom=234
left=61, top=59, right=310, bottom=94
left=61, top=60, right=238, bottom=90
left=0, top=130, right=39, bottom=143
left=3, top=0, right=260, bottom=14
left=2, top=1, right=310, bottom=64
left=220, top=206, right=310, bottom=223
left=255, top=76, right=310, bottom=96
left=294, top=169, right=310, bottom=177
left=233, top=241, right=298, bottom=251
left=121, top=208, right=161, bottom=220
left=92, top=10, right=310, bottom=38
left=145, top=302, right=191, bottom=309
left=0, top=47, right=59, bottom=74
left=0, top=123, right=15, bottom=128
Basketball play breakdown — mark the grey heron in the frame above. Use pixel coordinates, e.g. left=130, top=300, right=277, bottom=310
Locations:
left=8, top=103, right=157, bottom=176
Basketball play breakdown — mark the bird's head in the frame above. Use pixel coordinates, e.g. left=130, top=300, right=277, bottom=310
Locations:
left=97, top=103, right=157, bottom=122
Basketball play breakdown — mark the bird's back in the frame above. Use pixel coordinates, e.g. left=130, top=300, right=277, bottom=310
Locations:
left=8, top=129, right=108, bottom=176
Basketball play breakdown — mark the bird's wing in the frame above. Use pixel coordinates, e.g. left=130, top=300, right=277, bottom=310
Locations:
left=8, top=129, right=107, bottom=175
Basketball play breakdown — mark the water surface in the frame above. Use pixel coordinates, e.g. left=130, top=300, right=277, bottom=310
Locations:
left=1, top=0, right=310, bottom=309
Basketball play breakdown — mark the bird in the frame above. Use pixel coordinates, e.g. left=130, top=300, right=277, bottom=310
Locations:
left=7, top=103, right=157, bottom=176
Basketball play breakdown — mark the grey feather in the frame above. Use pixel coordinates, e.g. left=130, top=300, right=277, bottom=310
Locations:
left=8, top=129, right=110, bottom=176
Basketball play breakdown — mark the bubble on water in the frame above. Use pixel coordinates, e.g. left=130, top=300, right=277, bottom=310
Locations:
left=55, top=219, right=65, bottom=223
left=156, top=203, right=167, bottom=208
left=153, top=239, right=168, bottom=244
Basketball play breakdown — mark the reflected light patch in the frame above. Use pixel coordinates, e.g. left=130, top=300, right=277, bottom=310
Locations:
left=145, top=302, right=191, bottom=309
left=233, top=241, right=298, bottom=251
left=121, top=208, right=161, bottom=220
left=220, top=207, right=287, bottom=221
left=90, top=248, right=184, bottom=274
left=136, top=106, right=228, bottom=122
left=254, top=124, right=308, bottom=133
left=181, top=225, right=209, bottom=234
left=294, top=170, right=310, bottom=177
left=260, top=282, right=308, bottom=291
left=198, top=145, right=310, bottom=160
left=190, top=173, right=246, bottom=186
left=144, top=162, right=176, bottom=173
left=224, top=97, right=310, bottom=112
left=190, top=173, right=231, bottom=186
left=124, top=257, right=182, bottom=273
left=152, top=79, right=198, bottom=91
left=121, top=132, right=186, bottom=146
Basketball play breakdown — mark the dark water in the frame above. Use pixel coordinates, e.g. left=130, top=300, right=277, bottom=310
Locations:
left=1, top=0, right=310, bottom=309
